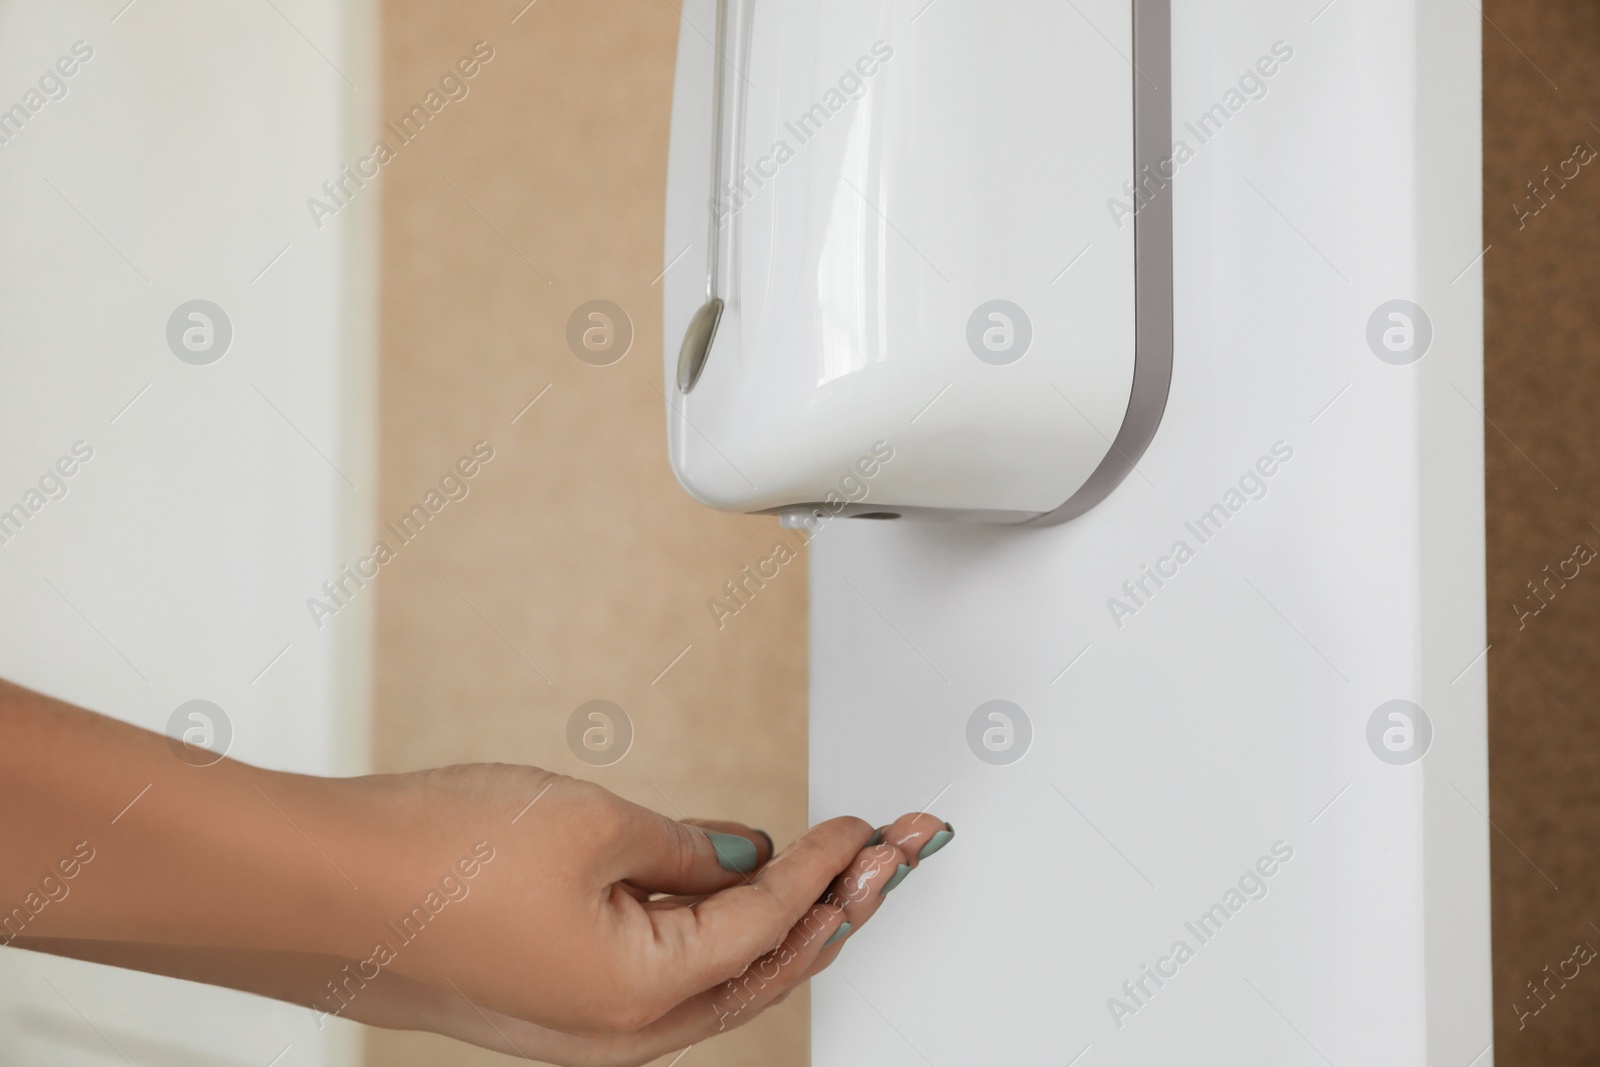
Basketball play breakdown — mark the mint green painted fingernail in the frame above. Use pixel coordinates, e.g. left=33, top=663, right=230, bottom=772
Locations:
left=917, top=826, right=955, bottom=861
left=880, top=863, right=911, bottom=897
left=867, top=826, right=885, bottom=847
left=823, top=922, right=852, bottom=948
left=707, top=832, right=758, bottom=873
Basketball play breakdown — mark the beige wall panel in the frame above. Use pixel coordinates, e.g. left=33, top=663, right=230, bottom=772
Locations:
left=370, top=3, right=809, bottom=1063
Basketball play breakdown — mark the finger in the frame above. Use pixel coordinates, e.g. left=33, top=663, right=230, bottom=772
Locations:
left=627, top=825, right=771, bottom=902
left=819, top=813, right=953, bottom=918
left=880, top=811, right=955, bottom=871
left=675, top=895, right=850, bottom=1036
left=589, top=892, right=856, bottom=1060
left=611, top=802, right=773, bottom=897
left=804, top=811, right=951, bottom=958
left=601, top=812, right=950, bottom=1054
left=616, top=883, right=651, bottom=904
left=600, top=811, right=953, bottom=1059
left=638, top=836, right=902, bottom=970
left=687, top=818, right=776, bottom=862
left=647, top=816, right=873, bottom=998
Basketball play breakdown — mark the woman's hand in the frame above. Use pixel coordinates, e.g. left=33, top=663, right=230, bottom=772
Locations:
left=300, top=764, right=953, bottom=1053
left=17, top=810, right=952, bottom=1067
left=385, top=801, right=952, bottom=1067
left=2, top=681, right=956, bottom=1064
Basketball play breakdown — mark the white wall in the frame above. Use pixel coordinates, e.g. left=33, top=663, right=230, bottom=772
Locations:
left=0, top=0, right=375, bottom=1063
left=811, top=1, right=1490, bottom=1064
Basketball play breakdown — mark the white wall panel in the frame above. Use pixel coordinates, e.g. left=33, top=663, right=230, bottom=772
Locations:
left=811, top=1, right=1489, bottom=1063
left=0, top=0, right=376, bottom=1063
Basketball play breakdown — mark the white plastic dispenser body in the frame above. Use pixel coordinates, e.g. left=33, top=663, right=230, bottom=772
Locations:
left=664, top=0, right=1172, bottom=525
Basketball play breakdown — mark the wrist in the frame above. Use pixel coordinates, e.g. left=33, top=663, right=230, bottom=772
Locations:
left=292, top=773, right=498, bottom=976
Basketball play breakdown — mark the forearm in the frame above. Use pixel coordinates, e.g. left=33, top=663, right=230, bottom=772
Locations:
left=0, top=681, right=365, bottom=957
left=7, top=938, right=610, bottom=1064
left=8, top=938, right=453, bottom=1032
left=8, top=938, right=392, bottom=1025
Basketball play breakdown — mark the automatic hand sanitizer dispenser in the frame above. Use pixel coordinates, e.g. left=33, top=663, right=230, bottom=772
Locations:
left=664, top=0, right=1171, bottom=525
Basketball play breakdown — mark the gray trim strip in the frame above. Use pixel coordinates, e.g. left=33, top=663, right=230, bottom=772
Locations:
left=679, top=0, right=730, bottom=397
left=1027, top=0, right=1173, bottom=527
left=704, top=0, right=728, bottom=305
left=764, top=501, right=1044, bottom=525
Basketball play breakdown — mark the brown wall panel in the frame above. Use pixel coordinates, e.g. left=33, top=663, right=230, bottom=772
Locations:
left=371, top=4, right=809, bottom=1064
left=1484, top=0, right=1600, bottom=1060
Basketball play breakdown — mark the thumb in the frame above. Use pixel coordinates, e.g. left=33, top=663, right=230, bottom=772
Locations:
left=617, top=806, right=772, bottom=895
